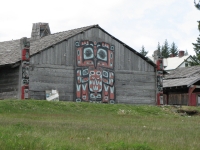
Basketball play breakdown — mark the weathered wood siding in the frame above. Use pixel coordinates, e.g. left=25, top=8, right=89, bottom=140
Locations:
left=29, top=39, right=76, bottom=100
left=29, top=27, right=156, bottom=103
left=168, top=93, right=188, bottom=105
left=0, top=66, right=19, bottom=99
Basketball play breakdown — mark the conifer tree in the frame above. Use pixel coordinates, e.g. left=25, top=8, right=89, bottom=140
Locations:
left=188, top=1, right=200, bottom=65
left=191, top=35, right=200, bottom=65
left=139, top=45, right=148, bottom=57
left=170, top=42, right=178, bottom=57
left=161, top=40, right=170, bottom=58
left=157, top=42, right=161, bottom=56
left=194, top=0, right=200, bottom=10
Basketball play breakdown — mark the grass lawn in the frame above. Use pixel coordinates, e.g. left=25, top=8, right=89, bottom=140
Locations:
left=0, top=100, right=200, bottom=150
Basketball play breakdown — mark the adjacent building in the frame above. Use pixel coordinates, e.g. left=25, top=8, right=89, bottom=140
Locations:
left=148, top=50, right=194, bottom=72
left=163, top=66, right=200, bottom=106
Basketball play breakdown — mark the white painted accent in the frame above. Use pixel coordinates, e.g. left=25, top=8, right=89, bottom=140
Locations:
left=82, top=84, right=87, bottom=90
left=104, top=84, right=109, bottom=91
left=109, top=79, right=113, bottom=84
left=93, top=86, right=98, bottom=90
left=76, top=84, right=81, bottom=91
left=110, top=86, right=114, bottom=93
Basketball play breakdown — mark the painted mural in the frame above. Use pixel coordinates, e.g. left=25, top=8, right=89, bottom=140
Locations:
left=156, top=59, right=163, bottom=105
left=21, top=39, right=30, bottom=99
left=75, top=40, right=115, bottom=103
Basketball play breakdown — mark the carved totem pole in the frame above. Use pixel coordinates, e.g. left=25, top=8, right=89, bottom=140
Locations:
left=20, top=37, right=30, bottom=99
left=156, top=53, right=163, bottom=105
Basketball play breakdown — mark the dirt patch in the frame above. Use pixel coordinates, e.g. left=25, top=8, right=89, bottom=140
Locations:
left=177, top=109, right=199, bottom=116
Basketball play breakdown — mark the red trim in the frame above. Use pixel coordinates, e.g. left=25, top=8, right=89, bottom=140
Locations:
left=156, top=59, right=163, bottom=71
left=188, top=86, right=196, bottom=106
left=21, top=49, right=30, bottom=61
left=21, top=86, right=29, bottom=99
left=190, top=94, right=196, bottom=106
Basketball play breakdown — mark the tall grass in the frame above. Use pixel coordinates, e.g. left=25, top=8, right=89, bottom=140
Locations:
left=0, top=100, right=200, bottom=150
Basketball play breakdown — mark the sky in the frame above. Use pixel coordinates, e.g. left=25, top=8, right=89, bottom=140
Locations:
left=0, top=0, right=199, bottom=56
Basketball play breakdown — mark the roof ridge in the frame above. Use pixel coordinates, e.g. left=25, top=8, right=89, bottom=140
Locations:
left=0, top=39, right=20, bottom=43
left=47, top=24, right=98, bottom=36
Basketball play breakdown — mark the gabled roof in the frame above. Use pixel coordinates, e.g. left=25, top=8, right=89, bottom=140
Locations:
left=164, top=76, right=200, bottom=88
left=164, top=66, right=200, bottom=79
left=148, top=55, right=192, bottom=71
left=163, top=66, right=200, bottom=88
left=0, top=24, right=156, bottom=67
left=0, top=39, right=21, bottom=65
left=163, top=55, right=192, bottom=71
left=0, top=25, right=95, bottom=66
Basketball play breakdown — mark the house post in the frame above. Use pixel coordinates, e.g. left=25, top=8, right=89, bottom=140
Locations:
left=188, top=85, right=196, bottom=106
left=20, top=37, right=30, bottom=99
left=156, top=58, right=164, bottom=105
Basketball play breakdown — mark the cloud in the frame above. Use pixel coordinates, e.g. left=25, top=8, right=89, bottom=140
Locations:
left=0, top=0, right=199, bottom=56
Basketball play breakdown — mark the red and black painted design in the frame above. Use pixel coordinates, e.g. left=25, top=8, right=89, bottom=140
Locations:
left=156, top=58, right=163, bottom=105
left=75, top=40, right=115, bottom=103
left=21, top=42, right=30, bottom=99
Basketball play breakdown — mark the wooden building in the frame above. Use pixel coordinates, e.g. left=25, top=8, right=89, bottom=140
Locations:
left=0, top=23, right=157, bottom=104
left=163, top=66, right=200, bottom=106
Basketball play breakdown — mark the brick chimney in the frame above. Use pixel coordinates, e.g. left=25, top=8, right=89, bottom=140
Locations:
left=31, top=22, right=51, bottom=40
left=178, top=51, right=184, bottom=57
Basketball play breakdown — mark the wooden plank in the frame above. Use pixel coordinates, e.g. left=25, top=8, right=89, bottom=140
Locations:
left=120, top=44, right=124, bottom=71
left=115, top=74, right=155, bottom=83
left=54, top=44, right=58, bottom=65
left=116, top=96, right=155, bottom=104
left=128, top=49, right=132, bottom=70
left=29, top=82, right=74, bottom=92
left=57, top=43, right=62, bottom=65
left=116, top=81, right=155, bottom=87
left=0, top=87, right=18, bottom=93
left=68, top=38, right=73, bottom=66
left=137, top=54, right=141, bottom=71
left=30, top=69, right=74, bottom=78
left=30, top=75, right=74, bottom=84
left=116, top=89, right=155, bottom=97
left=115, top=84, right=155, bottom=90
left=92, top=28, right=101, bottom=42
left=115, top=70, right=155, bottom=75
left=42, top=49, right=47, bottom=64
left=32, top=64, right=74, bottom=69
left=46, top=47, right=50, bottom=64
left=61, top=41, right=66, bottom=65
left=0, top=82, right=19, bottom=87
left=65, top=40, right=70, bottom=66
left=124, top=46, right=128, bottom=70
left=130, top=51, right=134, bottom=70
left=0, top=91, right=18, bottom=99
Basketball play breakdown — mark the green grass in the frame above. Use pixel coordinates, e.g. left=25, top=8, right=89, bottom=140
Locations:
left=0, top=100, right=200, bottom=150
